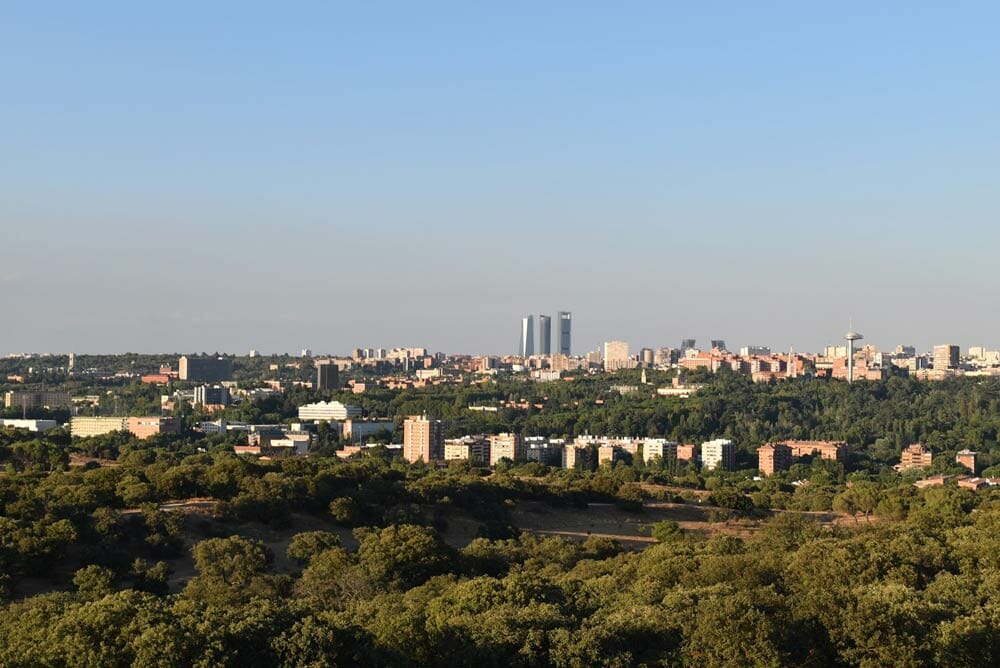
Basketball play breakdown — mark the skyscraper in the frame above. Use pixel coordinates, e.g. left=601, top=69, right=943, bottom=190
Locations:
left=558, top=311, right=571, bottom=355
left=680, top=339, right=696, bottom=351
left=538, top=315, right=552, bottom=355
left=520, top=316, right=534, bottom=357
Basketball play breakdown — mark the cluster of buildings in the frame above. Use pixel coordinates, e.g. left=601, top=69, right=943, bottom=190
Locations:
left=400, top=416, right=738, bottom=471
left=69, top=416, right=181, bottom=439
left=518, top=312, right=573, bottom=357
left=756, top=440, right=850, bottom=475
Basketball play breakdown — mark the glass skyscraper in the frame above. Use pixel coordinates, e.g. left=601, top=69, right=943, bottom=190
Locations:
left=557, top=311, right=571, bottom=355
left=538, top=315, right=552, bottom=355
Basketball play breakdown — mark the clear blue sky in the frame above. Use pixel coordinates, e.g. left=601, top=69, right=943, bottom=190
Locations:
left=3, top=2, right=999, bottom=355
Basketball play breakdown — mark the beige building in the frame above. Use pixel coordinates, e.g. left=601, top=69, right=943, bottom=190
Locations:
left=403, top=416, right=444, bottom=463
left=562, top=445, right=589, bottom=470
left=71, top=416, right=128, bottom=438
left=642, top=440, right=678, bottom=464
left=603, top=340, right=636, bottom=371
left=126, top=416, right=181, bottom=439
left=898, top=444, right=933, bottom=470
left=956, top=449, right=977, bottom=474
left=444, top=437, right=490, bottom=463
left=933, top=344, right=960, bottom=371
left=489, top=433, right=525, bottom=466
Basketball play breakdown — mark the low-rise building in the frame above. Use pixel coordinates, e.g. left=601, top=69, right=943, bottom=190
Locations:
left=956, top=449, right=977, bottom=474
left=0, top=418, right=60, bottom=432
left=342, top=418, right=394, bottom=443
left=444, top=436, right=490, bottom=463
left=676, top=443, right=700, bottom=462
left=785, top=440, right=848, bottom=462
left=297, top=400, right=363, bottom=421
left=70, top=416, right=128, bottom=438
left=5, top=391, right=72, bottom=409
left=126, top=416, right=181, bottom=439
left=898, top=444, right=933, bottom=470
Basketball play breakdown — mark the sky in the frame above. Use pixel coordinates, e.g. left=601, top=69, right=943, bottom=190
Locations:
left=2, top=2, right=999, bottom=356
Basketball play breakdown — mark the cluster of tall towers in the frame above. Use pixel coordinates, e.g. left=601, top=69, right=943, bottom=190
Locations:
left=520, top=312, right=571, bottom=357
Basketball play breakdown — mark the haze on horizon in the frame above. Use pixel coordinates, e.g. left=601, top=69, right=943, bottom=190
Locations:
left=3, top=2, right=999, bottom=357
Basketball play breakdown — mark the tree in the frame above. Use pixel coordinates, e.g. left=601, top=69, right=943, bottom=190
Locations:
left=287, top=531, right=342, bottom=565
left=651, top=520, right=682, bottom=542
left=191, top=536, right=271, bottom=585
left=355, top=525, right=454, bottom=590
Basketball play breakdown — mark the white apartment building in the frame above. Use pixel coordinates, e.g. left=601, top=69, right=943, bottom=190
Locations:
left=701, top=438, right=735, bottom=471
left=642, top=439, right=678, bottom=464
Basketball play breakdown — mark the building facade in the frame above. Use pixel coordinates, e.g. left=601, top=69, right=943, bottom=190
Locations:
left=558, top=311, right=572, bottom=355
left=297, top=401, right=363, bottom=421
left=489, top=432, right=526, bottom=465
left=403, top=416, right=444, bottom=463
left=193, top=385, right=229, bottom=407
left=316, top=361, right=340, bottom=390
left=701, top=439, right=735, bottom=471
left=126, top=416, right=182, bottom=439
left=538, top=315, right=552, bottom=355
left=899, top=444, right=933, bottom=470
left=520, top=316, right=535, bottom=357
left=70, top=416, right=128, bottom=438
left=758, top=443, right=793, bottom=476
left=643, top=440, right=678, bottom=464
left=933, top=344, right=960, bottom=371
left=178, top=356, right=233, bottom=382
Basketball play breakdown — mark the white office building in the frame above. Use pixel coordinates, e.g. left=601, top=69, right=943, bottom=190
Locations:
left=297, top=400, right=363, bottom=421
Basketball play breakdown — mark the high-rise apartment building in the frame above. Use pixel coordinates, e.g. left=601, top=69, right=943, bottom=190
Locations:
left=701, top=439, right=735, bottom=471
left=520, top=316, right=535, bottom=357
left=316, top=361, right=339, bottom=390
left=558, top=311, right=572, bottom=355
left=403, top=416, right=444, bottom=463
left=178, top=356, right=233, bottom=382
left=933, top=344, right=960, bottom=371
left=538, top=315, right=552, bottom=355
